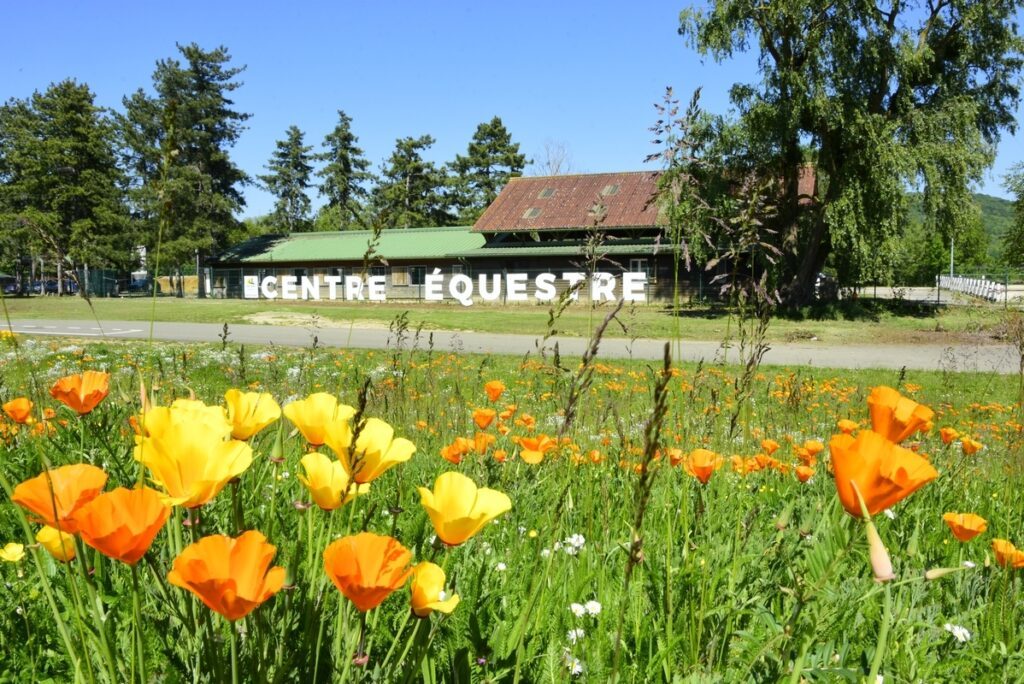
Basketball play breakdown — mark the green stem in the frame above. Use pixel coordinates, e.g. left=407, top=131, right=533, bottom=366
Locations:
left=230, top=620, right=239, bottom=684
left=132, top=565, right=147, bottom=684
left=867, top=583, right=892, bottom=683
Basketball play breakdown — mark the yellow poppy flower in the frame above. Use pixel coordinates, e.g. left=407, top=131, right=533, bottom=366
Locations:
left=334, top=417, right=415, bottom=484
left=297, top=452, right=368, bottom=510
left=224, top=389, right=281, bottom=440
left=283, top=393, right=355, bottom=448
left=36, top=526, right=76, bottom=562
left=139, top=399, right=232, bottom=439
left=134, top=419, right=252, bottom=508
left=410, top=561, right=460, bottom=617
left=418, top=472, right=511, bottom=546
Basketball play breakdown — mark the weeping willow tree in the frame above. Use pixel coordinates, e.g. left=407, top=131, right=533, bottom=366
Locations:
left=679, top=0, right=1024, bottom=303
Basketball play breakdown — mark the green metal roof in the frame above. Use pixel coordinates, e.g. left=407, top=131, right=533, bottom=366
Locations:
left=216, top=226, right=485, bottom=264
left=447, top=241, right=670, bottom=259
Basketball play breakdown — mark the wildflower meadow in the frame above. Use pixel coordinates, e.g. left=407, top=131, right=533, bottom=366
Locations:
left=0, top=328, right=1022, bottom=682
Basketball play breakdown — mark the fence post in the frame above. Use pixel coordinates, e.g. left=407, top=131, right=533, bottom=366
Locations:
left=1007, top=271, right=1010, bottom=309
left=935, top=275, right=940, bottom=305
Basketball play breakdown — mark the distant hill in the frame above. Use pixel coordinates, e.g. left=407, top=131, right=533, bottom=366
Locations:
left=907, top=192, right=1013, bottom=264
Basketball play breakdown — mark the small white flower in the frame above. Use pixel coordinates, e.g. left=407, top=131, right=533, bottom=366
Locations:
left=566, top=628, right=585, bottom=644
left=584, top=600, right=602, bottom=616
left=553, top=541, right=563, bottom=552
left=944, top=623, right=971, bottom=643
left=883, top=509, right=895, bottom=520
left=495, top=562, right=507, bottom=572
left=566, top=533, right=586, bottom=549
left=280, top=471, right=290, bottom=479
left=562, top=649, right=585, bottom=676
left=963, top=561, right=976, bottom=569
left=569, top=603, right=586, bottom=617
left=540, top=549, right=552, bottom=559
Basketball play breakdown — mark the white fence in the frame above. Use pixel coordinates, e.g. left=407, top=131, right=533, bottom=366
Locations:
left=937, top=275, right=1007, bottom=302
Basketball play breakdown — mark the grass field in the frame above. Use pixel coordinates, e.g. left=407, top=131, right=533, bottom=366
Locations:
left=0, top=329, right=1022, bottom=682
left=0, top=293, right=1014, bottom=345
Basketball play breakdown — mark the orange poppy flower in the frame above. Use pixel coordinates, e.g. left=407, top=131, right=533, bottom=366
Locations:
left=942, top=512, right=987, bottom=542
left=664, top=448, right=685, bottom=467
left=761, top=439, right=780, bottom=456
left=499, top=404, right=517, bottom=421
left=167, top=531, right=286, bottom=621
left=866, top=386, right=933, bottom=443
left=12, top=464, right=108, bottom=534
left=2, top=397, right=33, bottom=424
left=440, top=437, right=472, bottom=464
left=472, top=408, right=496, bottom=430
left=683, top=449, right=723, bottom=485
left=795, top=465, right=814, bottom=483
left=960, top=437, right=983, bottom=455
left=803, top=440, right=824, bottom=457
left=829, top=430, right=938, bottom=518
left=493, top=448, right=508, bottom=463
left=73, top=487, right=171, bottom=565
left=992, top=539, right=1024, bottom=568
left=473, top=432, right=496, bottom=455
left=515, top=413, right=536, bottom=429
left=836, top=419, right=858, bottom=434
left=939, top=427, right=959, bottom=444
left=323, top=532, right=412, bottom=612
left=795, top=447, right=817, bottom=468
left=484, top=381, right=506, bottom=403
left=49, top=371, right=110, bottom=415
left=517, top=434, right=557, bottom=464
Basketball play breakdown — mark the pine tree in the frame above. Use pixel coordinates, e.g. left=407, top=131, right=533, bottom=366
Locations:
left=315, top=110, right=373, bottom=230
left=0, top=80, right=131, bottom=284
left=259, top=125, right=314, bottom=233
left=372, top=135, right=453, bottom=228
left=452, top=116, right=527, bottom=222
left=120, top=43, right=249, bottom=279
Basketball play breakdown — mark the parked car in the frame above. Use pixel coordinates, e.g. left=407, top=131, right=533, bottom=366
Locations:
left=2, top=282, right=22, bottom=295
left=127, top=277, right=158, bottom=294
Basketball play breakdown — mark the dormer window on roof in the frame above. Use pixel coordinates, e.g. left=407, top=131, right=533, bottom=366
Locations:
left=537, top=187, right=556, bottom=199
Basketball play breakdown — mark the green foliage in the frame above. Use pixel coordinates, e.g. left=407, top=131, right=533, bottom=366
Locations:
left=119, top=43, right=250, bottom=271
left=0, top=337, right=1021, bottom=681
left=371, top=135, right=454, bottom=228
left=259, top=125, right=315, bottom=233
left=679, top=0, right=1024, bottom=301
left=315, top=110, right=374, bottom=230
left=1003, top=163, right=1024, bottom=267
left=451, top=117, right=528, bottom=223
left=0, top=80, right=132, bottom=273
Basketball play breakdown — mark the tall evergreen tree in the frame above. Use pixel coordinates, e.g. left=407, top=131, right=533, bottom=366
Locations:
left=259, top=125, right=314, bottom=233
left=315, top=110, right=373, bottom=229
left=372, top=135, right=453, bottom=228
left=451, top=116, right=528, bottom=222
left=119, top=43, right=249, bottom=278
left=0, top=80, right=131, bottom=283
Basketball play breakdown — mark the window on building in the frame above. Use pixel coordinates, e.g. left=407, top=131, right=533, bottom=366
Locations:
left=451, top=264, right=464, bottom=275
left=601, top=184, right=620, bottom=197
left=410, top=266, right=427, bottom=286
left=370, top=266, right=386, bottom=278
left=522, top=207, right=542, bottom=219
left=391, top=267, right=409, bottom=286
left=537, top=187, right=556, bottom=199
left=629, top=258, right=654, bottom=282
left=292, top=268, right=308, bottom=279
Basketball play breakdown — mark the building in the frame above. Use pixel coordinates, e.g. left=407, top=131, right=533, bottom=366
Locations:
left=210, top=171, right=712, bottom=303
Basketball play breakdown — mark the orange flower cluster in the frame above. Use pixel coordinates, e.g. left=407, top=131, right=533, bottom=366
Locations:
left=829, top=386, right=938, bottom=518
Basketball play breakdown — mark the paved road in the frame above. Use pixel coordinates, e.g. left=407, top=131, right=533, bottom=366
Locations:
left=4, top=319, right=1019, bottom=374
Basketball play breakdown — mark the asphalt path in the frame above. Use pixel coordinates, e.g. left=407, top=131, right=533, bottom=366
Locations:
left=4, top=319, right=1019, bottom=374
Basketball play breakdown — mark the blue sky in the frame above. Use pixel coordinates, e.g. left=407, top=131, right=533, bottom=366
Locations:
left=5, top=1, right=1022, bottom=218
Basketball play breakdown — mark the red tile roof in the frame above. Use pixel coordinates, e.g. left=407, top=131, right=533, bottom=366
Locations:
left=472, top=171, right=663, bottom=233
